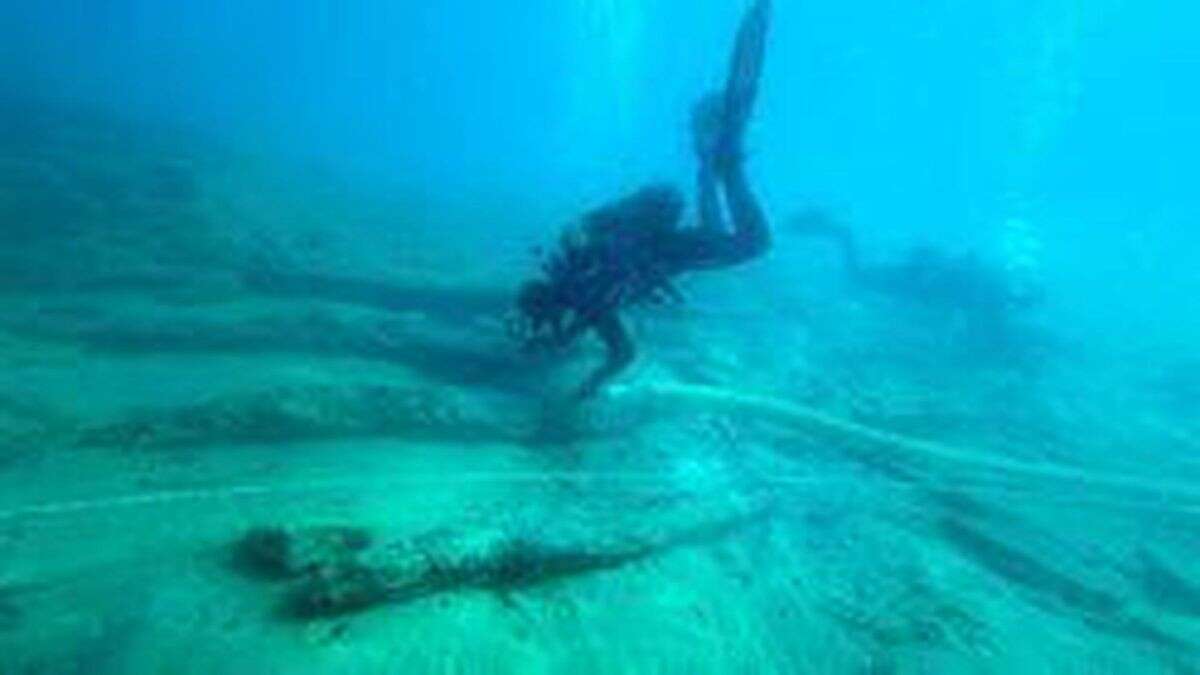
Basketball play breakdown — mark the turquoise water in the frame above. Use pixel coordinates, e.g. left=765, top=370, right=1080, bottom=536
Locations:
left=2, top=1, right=1199, bottom=672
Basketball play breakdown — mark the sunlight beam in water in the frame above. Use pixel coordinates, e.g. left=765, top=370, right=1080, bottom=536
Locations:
left=998, top=0, right=1127, bottom=274
left=571, top=0, right=645, bottom=141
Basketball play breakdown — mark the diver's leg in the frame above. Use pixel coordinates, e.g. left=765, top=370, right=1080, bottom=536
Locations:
left=677, top=159, right=771, bottom=270
left=691, top=93, right=727, bottom=234
left=573, top=312, right=635, bottom=400
left=720, top=163, right=771, bottom=262
left=696, top=164, right=725, bottom=234
left=681, top=0, right=773, bottom=267
left=715, top=0, right=772, bottom=260
left=678, top=156, right=770, bottom=269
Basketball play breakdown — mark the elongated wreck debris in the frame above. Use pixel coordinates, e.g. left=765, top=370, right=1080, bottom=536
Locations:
left=232, top=496, right=771, bottom=619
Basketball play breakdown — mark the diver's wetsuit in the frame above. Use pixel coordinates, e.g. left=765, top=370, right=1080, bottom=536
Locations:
left=511, top=0, right=773, bottom=400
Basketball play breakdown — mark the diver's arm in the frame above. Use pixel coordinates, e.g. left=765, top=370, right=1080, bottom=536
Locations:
left=573, top=312, right=635, bottom=400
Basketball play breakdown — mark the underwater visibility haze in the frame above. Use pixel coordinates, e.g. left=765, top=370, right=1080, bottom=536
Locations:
left=1, top=0, right=1199, bottom=672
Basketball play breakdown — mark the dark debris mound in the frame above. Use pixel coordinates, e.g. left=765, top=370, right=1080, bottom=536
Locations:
left=228, top=495, right=771, bottom=620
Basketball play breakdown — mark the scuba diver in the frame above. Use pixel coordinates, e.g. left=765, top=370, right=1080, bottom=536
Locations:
left=508, top=0, right=774, bottom=400
left=789, top=208, right=1045, bottom=345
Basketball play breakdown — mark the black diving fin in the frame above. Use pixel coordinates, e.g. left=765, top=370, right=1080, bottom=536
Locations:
left=723, top=0, right=772, bottom=139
